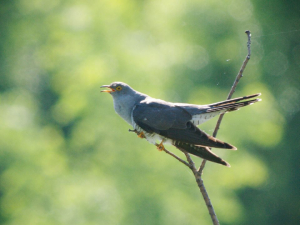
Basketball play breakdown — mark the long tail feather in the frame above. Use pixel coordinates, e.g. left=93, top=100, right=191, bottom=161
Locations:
left=206, top=93, right=261, bottom=112
left=209, top=93, right=261, bottom=107
left=174, top=142, right=230, bottom=167
left=207, top=98, right=261, bottom=113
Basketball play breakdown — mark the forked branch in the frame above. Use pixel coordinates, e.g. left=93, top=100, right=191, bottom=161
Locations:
left=130, top=31, right=252, bottom=225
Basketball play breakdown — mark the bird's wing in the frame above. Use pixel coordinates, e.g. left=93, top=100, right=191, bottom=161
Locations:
left=132, top=101, right=192, bottom=131
left=132, top=100, right=236, bottom=149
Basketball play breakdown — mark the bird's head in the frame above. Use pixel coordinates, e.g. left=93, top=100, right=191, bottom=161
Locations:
left=101, top=82, right=134, bottom=97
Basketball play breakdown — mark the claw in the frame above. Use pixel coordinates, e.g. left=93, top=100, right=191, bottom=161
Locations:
left=156, top=141, right=165, bottom=151
left=137, top=131, right=146, bottom=139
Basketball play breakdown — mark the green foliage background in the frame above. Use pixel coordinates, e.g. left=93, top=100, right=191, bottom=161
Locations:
left=0, top=0, right=299, bottom=224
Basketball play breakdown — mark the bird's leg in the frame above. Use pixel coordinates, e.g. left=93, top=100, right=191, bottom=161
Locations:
left=137, top=131, right=146, bottom=139
left=156, top=140, right=165, bottom=151
left=128, top=129, right=146, bottom=139
left=128, top=129, right=137, bottom=133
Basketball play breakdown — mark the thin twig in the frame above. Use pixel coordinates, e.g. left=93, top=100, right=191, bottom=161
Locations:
left=213, top=30, right=251, bottom=136
left=198, top=158, right=207, bottom=175
left=163, top=148, right=192, bottom=168
left=183, top=152, right=197, bottom=173
left=198, top=30, right=252, bottom=174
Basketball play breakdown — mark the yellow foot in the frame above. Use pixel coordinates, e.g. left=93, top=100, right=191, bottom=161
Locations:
left=156, top=141, right=165, bottom=151
left=137, top=132, right=146, bottom=139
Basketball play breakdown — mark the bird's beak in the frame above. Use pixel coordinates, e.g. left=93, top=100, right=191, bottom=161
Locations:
left=100, top=85, right=115, bottom=93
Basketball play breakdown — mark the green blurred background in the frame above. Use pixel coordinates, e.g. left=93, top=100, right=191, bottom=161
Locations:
left=0, top=0, right=299, bottom=224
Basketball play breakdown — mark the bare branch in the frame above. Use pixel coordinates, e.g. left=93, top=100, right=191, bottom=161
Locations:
left=195, top=172, right=220, bottom=225
left=198, top=158, right=207, bottom=174
left=181, top=152, right=220, bottom=225
left=199, top=30, right=252, bottom=172
left=195, top=31, right=252, bottom=224
left=226, top=30, right=251, bottom=100
left=130, top=31, right=252, bottom=225
left=183, top=152, right=197, bottom=173
left=162, top=147, right=192, bottom=168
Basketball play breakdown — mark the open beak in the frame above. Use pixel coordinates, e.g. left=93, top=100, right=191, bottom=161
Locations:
left=100, top=85, right=115, bottom=93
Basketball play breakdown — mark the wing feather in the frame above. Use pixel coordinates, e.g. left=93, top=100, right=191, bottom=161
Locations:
left=133, top=100, right=236, bottom=149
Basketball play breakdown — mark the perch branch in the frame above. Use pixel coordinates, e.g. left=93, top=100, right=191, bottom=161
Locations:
left=162, top=147, right=192, bottom=168
left=193, top=30, right=252, bottom=225
left=130, top=31, right=252, bottom=225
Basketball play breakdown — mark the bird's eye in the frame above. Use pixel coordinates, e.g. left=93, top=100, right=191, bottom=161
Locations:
left=116, top=86, right=122, bottom=91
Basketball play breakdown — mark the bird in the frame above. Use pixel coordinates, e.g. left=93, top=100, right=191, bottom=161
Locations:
left=101, top=82, right=261, bottom=167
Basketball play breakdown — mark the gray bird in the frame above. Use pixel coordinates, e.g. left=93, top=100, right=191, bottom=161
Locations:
left=101, top=82, right=261, bottom=167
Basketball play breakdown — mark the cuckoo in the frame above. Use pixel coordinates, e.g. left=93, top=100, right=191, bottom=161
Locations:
left=101, top=82, right=261, bottom=167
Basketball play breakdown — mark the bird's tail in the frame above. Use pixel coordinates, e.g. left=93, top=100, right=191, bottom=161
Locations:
left=206, top=93, right=261, bottom=112
left=173, top=142, right=230, bottom=167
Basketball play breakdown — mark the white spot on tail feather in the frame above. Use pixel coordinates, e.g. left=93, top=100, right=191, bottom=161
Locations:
left=191, top=111, right=225, bottom=125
